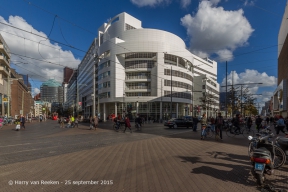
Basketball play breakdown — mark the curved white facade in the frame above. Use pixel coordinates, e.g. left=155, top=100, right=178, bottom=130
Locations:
left=78, top=12, right=219, bottom=120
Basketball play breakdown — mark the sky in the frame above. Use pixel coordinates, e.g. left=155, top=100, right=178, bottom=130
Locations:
left=0, top=0, right=286, bottom=108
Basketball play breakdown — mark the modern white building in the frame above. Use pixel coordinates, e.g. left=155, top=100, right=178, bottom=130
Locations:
left=34, top=101, right=43, bottom=117
left=77, top=12, right=219, bottom=121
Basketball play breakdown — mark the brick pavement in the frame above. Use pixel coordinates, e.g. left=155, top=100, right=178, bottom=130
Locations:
left=0, top=120, right=287, bottom=192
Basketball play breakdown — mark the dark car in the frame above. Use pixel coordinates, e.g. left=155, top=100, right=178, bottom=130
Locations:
left=164, top=118, right=193, bottom=129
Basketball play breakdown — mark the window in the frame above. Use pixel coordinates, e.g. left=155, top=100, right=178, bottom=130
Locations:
left=126, top=72, right=151, bottom=80
left=99, top=92, right=110, bottom=99
left=164, top=80, right=192, bottom=90
left=164, top=91, right=192, bottom=100
left=125, top=60, right=154, bottom=69
left=126, top=82, right=151, bottom=90
left=125, top=52, right=156, bottom=59
left=125, top=23, right=136, bottom=30
left=126, top=92, right=151, bottom=97
left=202, top=85, right=206, bottom=89
left=164, top=69, right=193, bottom=82
left=98, top=81, right=110, bottom=89
left=98, top=61, right=110, bottom=71
left=98, top=71, right=110, bottom=80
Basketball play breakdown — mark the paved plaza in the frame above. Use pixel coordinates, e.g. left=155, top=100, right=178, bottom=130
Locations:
left=0, top=120, right=287, bottom=192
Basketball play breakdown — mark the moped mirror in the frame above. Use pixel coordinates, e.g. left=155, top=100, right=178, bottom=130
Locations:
left=248, top=136, right=253, bottom=140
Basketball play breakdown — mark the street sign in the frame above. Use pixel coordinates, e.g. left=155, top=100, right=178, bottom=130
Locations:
left=2, top=98, right=8, bottom=102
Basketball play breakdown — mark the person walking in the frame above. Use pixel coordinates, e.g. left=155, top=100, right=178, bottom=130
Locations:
left=60, top=116, right=65, bottom=128
left=276, top=116, right=286, bottom=135
left=215, top=112, right=224, bottom=140
left=255, top=115, right=262, bottom=133
left=233, top=114, right=241, bottom=134
left=200, top=113, right=207, bottom=140
left=247, top=116, right=253, bottom=131
left=192, top=116, right=199, bottom=132
left=265, top=116, right=270, bottom=126
left=123, top=116, right=132, bottom=133
left=20, top=115, right=26, bottom=130
left=89, top=116, right=93, bottom=130
left=93, top=116, right=98, bottom=130
left=210, top=116, right=215, bottom=132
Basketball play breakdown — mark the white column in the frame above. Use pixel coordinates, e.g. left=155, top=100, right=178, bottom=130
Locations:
left=160, top=102, right=163, bottom=120
left=176, top=103, right=179, bottom=118
left=103, top=103, right=106, bottom=122
left=136, top=102, right=139, bottom=114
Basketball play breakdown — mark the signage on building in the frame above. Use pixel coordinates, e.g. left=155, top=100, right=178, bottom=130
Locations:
left=2, top=98, right=8, bottom=102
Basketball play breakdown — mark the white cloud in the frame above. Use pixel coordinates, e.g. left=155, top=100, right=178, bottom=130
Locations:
left=180, top=0, right=191, bottom=8
left=244, top=0, right=255, bottom=6
left=0, top=15, right=80, bottom=84
left=32, top=87, right=40, bottom=97
left=181, top=0, right=254, bottom=61
left=130, top=0, right=171, bottom=7
left=220, top=69, right=276, bottom=106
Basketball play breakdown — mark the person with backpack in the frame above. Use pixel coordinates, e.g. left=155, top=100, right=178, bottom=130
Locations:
left=276, top=116, right=286, bottom=135
left=265, top=116, right=270, bottom=126
left=255, top=115, right=262, bottom=133
left=215, top=112, right=224, bottom=140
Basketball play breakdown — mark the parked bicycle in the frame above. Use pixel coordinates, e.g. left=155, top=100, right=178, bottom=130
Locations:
left=113, top=121, right=124, bottom=131
left=201, top=124, right=214, bottom=139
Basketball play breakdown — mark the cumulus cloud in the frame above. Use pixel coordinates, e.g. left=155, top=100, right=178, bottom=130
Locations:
left=0, top=15, right=80, bottom=84
left=220, top=69, right=277, bottom=106
left=130, top=0, right=171, bottom=7
left=32, top=87, right=40, bottom=97
left=244, top=0, right=255, bottom=6
left=181, top=0, right=254, bottom=61
left=180, top=0, right=191, bottom=8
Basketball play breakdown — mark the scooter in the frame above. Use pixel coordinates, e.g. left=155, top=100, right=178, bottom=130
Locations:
left=248, top=133, right=275, bottom=186
left=275, top=132, right=288, bottom=160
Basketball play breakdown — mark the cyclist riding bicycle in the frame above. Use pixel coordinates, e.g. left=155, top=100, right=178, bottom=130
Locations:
left=233, top=114, right=241, bottom=134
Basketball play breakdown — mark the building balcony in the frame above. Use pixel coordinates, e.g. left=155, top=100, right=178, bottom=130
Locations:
left=125, top=88, right=151, bottom=92
left=0, top=44, right=10, bottom=59
left=125, top=78, right=151, bottom=82
left=0, top=55, right=10, bottom=68
left=0, top=66, right=9, bottom=76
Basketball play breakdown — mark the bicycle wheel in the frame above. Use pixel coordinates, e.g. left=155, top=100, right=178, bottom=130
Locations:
left=206, top=128, right=214, bottom=138
left=273, top=145, right=286, bottom=169
left=226, top=127, right=235, bottom=137
left=242, top=128, right=254, bottom=138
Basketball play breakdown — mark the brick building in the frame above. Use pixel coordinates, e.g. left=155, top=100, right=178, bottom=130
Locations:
left=10, top=69, right=34, bottom=118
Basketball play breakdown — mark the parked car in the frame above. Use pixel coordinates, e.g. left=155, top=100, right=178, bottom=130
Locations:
left=164, top=118, right=193, bottom=129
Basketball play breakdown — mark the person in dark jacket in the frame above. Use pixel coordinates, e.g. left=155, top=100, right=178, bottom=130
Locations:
left=247, top=116, right=253, bottom=131
left=123, top=116, right=132, bottom=133
left=192, top=116, right=199, bottom=132
left=215, top=113, right=224, bottom=140
left=20, top=115, right=26, bottom=130
left=233, top=114, right=241, bottom=134
left=255, top=116, right=262, bottom=133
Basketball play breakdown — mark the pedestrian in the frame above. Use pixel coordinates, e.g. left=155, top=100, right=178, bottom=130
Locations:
left=192, top=116, right=199, bottom=132
left=265, top=116, right=270, bottom=126
left=20, top=115, right=26, bottom=130
left=255, top=115, right=262, bottom=133
left=40, top=115, right=43, bottom=122
left=93, top=116, right=98, bottom=130
left=123, top=115, right=132, bottom=133
left=210, top=116, right=215, bottom=132
left=233, top=114, right=241, bottom=134
left=270, top=116, right=274, bottom=125
left=247, top=116, right=252, bottom=131
left=276, top=115, right=286, bottom=135
left=60, top=116, right=64, bottom=128
left=200, top=113, right=207, bottom=140
left=89, top=116, right=94, bottom=130
left=215, top=112, right=224, bottom=140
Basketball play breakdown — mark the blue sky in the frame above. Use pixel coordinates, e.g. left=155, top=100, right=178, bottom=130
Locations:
left=0, top=0, right=286, bottom=107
